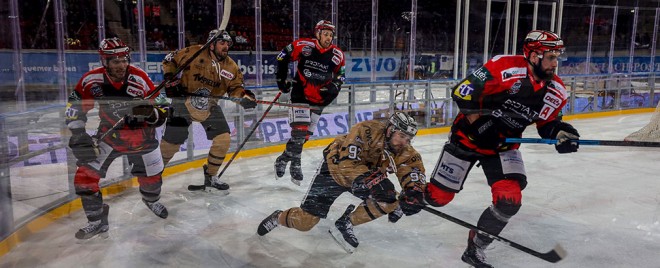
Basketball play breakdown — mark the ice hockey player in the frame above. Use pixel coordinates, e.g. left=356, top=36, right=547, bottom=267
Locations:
left=66, top=37, right=169, bottom=239
left=424, top=30, right=580, bottom=267
left=258, top=112, right=427, bottom=252
left=159, top=29, right=257, bottom=190
left=273, top=20, right=346, bottom=185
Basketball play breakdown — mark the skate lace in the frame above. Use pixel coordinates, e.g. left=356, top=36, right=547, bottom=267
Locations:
left=81, top=221, right=101, bottom=233
left=211, top=176, right=226, bottom=185
left=473, top=245, right=487, bottom=262
left=340, top=220, right=356, bottom=238
left=148, top=202, right=166, bottom=215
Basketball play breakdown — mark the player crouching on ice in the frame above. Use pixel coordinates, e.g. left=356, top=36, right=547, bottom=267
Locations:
left=257, top=112, right=427, bottom=252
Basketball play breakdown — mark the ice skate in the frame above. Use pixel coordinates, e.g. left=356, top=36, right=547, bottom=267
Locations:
left=204, top=164, right=229, bottom=191
left=75, top=204, right=109, bottom=240
left=329, top=204, right=358, bottom=253
left=461, top=229, right=494, bottom=268
left=274, top=153, right=292, bottom=178
left=289, top=158, right=303, bottom=185
left=143, top=199, right=169, bottom=219
left=257, top=210, right=282, bottom=236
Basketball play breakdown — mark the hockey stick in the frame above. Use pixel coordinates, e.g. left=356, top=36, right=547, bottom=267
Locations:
left=217, top=96, right=317, bottom=110
left=144, top=0, right=232, bottom=100
left=188, top=92, right=282, bottom=191
left=505, top=138, right=660, bottom=148
left=422, top=207, right=566, bottom=263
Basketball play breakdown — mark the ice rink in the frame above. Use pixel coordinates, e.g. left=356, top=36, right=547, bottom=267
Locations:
left=1, top=112, right=660, bottom=268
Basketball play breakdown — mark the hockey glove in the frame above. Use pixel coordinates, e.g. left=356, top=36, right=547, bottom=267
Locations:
left=398, top=187, right=426, bottom=216
left=351, top=169, right=387, bottom=200
left=320, top=82, right=341, bottom=105
left=276, top=79, right=292, bottom=93
left=69, top=128, right=97, bottom=163
left=553, top=122, right=580, bottom=154
left=464, top=115, right=505, bottom=149
left=239, top=90, right=257, bottom=109
left=125, top=105, right=158, bottom=129
left=163, top=73, right=185, bottom=98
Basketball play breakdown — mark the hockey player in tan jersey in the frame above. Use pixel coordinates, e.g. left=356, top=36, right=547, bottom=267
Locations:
left=160, top=29, right=257, bottom=191
left=257, top=112, right=428, bottom=252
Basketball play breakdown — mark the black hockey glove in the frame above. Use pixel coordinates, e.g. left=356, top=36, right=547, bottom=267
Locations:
left=69, top=128, right=97, bottom=163
left=163, top=73, right=185, bottom=98
left=398, top=187, right=425, bottom=216
left=320, top=82, right=341, bottom=105
left=239, top=90, right=257, bottom=109
left=553, top=122, right=580, bottom=154
left=125, top=104, right=157, bottom=129
left=351, top=169, right=387, bottom=200
left=464, top=115, right=505, bottom=149
left=276, top=79, right=292, bottom=93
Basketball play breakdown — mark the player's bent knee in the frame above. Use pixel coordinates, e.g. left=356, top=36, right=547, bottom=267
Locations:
left=491, top=179, right=522, bottom=216
left=425, top=182, right=455, bottom=207
left=281, top=207, right=320, bottom=232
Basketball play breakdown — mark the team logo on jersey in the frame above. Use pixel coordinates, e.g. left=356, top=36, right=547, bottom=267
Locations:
left=220, top=69, right=234, bottom=80
left=543, top=92, right=562, bottom=108
left=454, top=80, right=474, bottom=100
left=277, top=51, right=287, bottom=61
left=509, top=80, right=522, bottom=94
left=191, top=88, right=211, bottom=110
left=302, top=46, right=312, bottom=57
left=501, top=67, right=526, bottom=82
left=90, top=85, right=103, bottom=97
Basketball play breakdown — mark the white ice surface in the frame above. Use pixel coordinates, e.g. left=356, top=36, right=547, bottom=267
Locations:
left=1, top=113, right=660, bottom=268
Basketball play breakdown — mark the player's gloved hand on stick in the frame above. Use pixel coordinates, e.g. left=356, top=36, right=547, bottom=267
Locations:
left=465, top=115, right=505, bottom=149
left=239, top=90, right=257, bottom=109
left=276, top=79, right=292, bottom=93
left=553, top=122, right=580, bottom=153
left=163, top=73, right=185, bottom=97
left=388, top=206, right=404, bottom=223
left=398, top=187, right=426, bottom=216
left=125, top=105, right=158, bottom=129
left=351, top=169, right=387, bottom=199
left=69, top=128, right=97, bottom=162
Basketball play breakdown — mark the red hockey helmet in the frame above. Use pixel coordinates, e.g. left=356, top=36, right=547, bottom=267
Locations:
left=523, top=30, right=564, bottom=59
left=98, top=37, right=130, bottom=62
left=314, top=20, right=336, bottom=35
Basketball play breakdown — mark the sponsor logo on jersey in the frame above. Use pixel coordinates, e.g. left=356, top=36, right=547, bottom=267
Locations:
left=126, top=85, right=144, bottom=97
left=454, top=80, right=474, bottom=100
left=302, top=46, right=312, bottom=57
left=331, top=56, right=341, bottom=65
left=305, top=60, right=329, bottom=71
left=538, top=104, right=555, bottom=120
left=64, top=103, right=78, bottom=119
left=503, top=99, right=539, bottom=121
left=509, top=80, right=522, bottom=94
left=220, top=69, right=234, bottom=80
left=285, top=44, right=293, bottom=52
left=472, top=67, right=489, bottom=81
left=193, top=73, right=221, bottom=87
left=298, top=40, right=315, bottom=47
left=543, top=92, right=562, bottom=108
left=501, top=67, right=527, bottom=81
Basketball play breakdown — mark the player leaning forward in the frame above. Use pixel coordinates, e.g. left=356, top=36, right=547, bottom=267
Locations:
left=66, top=38, right=169, bottom=239
left=258, top=112, right=427, bottom=252
left=424, top=30, right=580, bottom=267
left=159, top=30, right=257, bottom=190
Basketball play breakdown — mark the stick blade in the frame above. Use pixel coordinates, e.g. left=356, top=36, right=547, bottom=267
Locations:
left=187, top=184, right=206, bottom=191
left=540, top=244, right=567, bottom=263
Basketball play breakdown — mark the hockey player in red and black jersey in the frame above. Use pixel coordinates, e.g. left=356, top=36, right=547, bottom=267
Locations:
left=65, top=38, right=169, bottom=240
left=424, top=30, right=580, bottom=267
left=257, top=112, right=427, bottom=252
left=273, top=20, right=346, bottom=185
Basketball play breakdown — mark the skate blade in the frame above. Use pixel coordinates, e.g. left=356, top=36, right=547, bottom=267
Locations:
left=328, top=228, right=355, bottom=254
left=290, top=178, right=302, bottom=186
left=204, top=187, right=230, bottom=195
